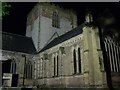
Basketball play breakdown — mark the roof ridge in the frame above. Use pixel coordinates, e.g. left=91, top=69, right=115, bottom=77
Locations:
left=2, top=31, right=32, bottom=39
left=2, top=31, right=37, bottom=54
left=39, top=23, right=85, bottom=53
left=53, top=23, right=85, bottom=39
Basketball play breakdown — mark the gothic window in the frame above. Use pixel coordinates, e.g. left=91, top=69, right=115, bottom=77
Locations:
left=53, top=55, right=59, bottom=77
left=54, top=57, right=56, bottom=77
left=37, top=59, right=40, bottom=78
left=78, top=48, right=81, bottom=73
left=73, top=49, right=77, bottom=74
left=41, top=58, right=43, bottom=78
left=104, top=37, right=120, bottom=73
left=11, top=59, right=16, bottom=74
left=52, top=12, right=60, bottom=28
left=57, top=55, right=59, bottom=76
left=25, top=61, right=32, bottom=79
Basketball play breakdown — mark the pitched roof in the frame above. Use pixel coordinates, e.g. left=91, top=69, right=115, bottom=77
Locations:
left=2, top=32, right=37, bottom=54
left=39, top=23, right=85, bottom=53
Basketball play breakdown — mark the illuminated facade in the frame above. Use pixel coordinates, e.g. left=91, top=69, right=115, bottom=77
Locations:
left=1, top=2, right=120, bottom=89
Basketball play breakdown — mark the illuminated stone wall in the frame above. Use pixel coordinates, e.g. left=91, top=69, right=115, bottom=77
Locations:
left=26, top=3, right=77, bottom=51
left=2, top=50, right=37, bottom=87
left=35, top=25, right=108, bottom=88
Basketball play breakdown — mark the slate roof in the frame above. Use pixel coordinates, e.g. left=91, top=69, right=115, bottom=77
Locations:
left=2, top=32, right=37, bottom=54
left=1, top=23, right=85, bottom=54
left=40, top=23, right=85, bottom=53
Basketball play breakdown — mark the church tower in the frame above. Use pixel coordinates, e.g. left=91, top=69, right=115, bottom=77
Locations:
left=26, top=3, right=77, bottom=51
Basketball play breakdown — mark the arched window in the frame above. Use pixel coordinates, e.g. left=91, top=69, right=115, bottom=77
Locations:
left=53, top=55, right=59, bottom=77
left=73, top=49, right=77, bottom=74
left=29, top=62, right=32, bottom=79
left=25, top=61, right=32, bottom=79
left=104, top=37, right=120, bottom=73
left=57, top=55, right=59, bottom=76
left=78, top=48, right=81, bottom=73
left=37, top=59, right=40, bottom=78
left=54, top=57, right=56, bottom=76
left=11, top=59, right=16, bottom=74
left=52, top=12, right=60, bottom=28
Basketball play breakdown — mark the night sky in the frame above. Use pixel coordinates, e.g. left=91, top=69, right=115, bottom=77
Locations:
left=2, top=2, right=120, bottom=36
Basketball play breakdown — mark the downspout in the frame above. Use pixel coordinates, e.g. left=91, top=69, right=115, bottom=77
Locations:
left=37, top=3, right=41, bottom=86
left=38, top=3, right=41, bottom=52
left=22, top=55, right=26, bottom=87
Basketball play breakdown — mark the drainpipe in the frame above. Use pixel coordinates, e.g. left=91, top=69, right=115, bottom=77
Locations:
left=38, top=4, right=41, bottom=52
left=22, top=55, right=26, bottom=87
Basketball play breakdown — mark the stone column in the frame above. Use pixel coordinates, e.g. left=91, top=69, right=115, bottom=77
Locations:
left=51, top=54, right=54, bottom=77
left=75, top=47, right=79, bottom=74
left=82, top=27, right=91, bottom=86
left=70, top=47, right=75, bottom=75
left=82, top=26, right=107, bottom=87
left=93, top=27, right=107, bottom=86
left=19, top=55, right=26, bottom=87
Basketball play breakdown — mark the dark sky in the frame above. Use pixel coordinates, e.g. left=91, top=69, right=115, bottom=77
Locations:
left=2, top=2, right=120, bottom=36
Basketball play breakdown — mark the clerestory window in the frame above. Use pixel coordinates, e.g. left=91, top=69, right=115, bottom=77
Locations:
left=52, top=12, right=60, bottom=28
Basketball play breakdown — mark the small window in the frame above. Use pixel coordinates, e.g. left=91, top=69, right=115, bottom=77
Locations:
left=57, top=55, right=59, bottom=76
left=73, top=49, right=77, bottom=74
left=78, top=48, right=81, bottom=73
left=53, top=55, right=59, bottom=77
left=25, top=61, right=32, bottom=79
left=52, top=12, right=60, bottom=28
left=11, top=59, right=16, bottom=74
left=54, top=57, right=56, bottom=76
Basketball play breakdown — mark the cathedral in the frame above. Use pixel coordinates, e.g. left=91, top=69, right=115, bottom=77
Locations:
left=1, top=2, right=120, bottom=89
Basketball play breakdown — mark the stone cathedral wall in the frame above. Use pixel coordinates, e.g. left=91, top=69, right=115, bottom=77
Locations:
left=26, top=3, right=77, bottom=51
left=2, top=50, right=38, bottom=87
